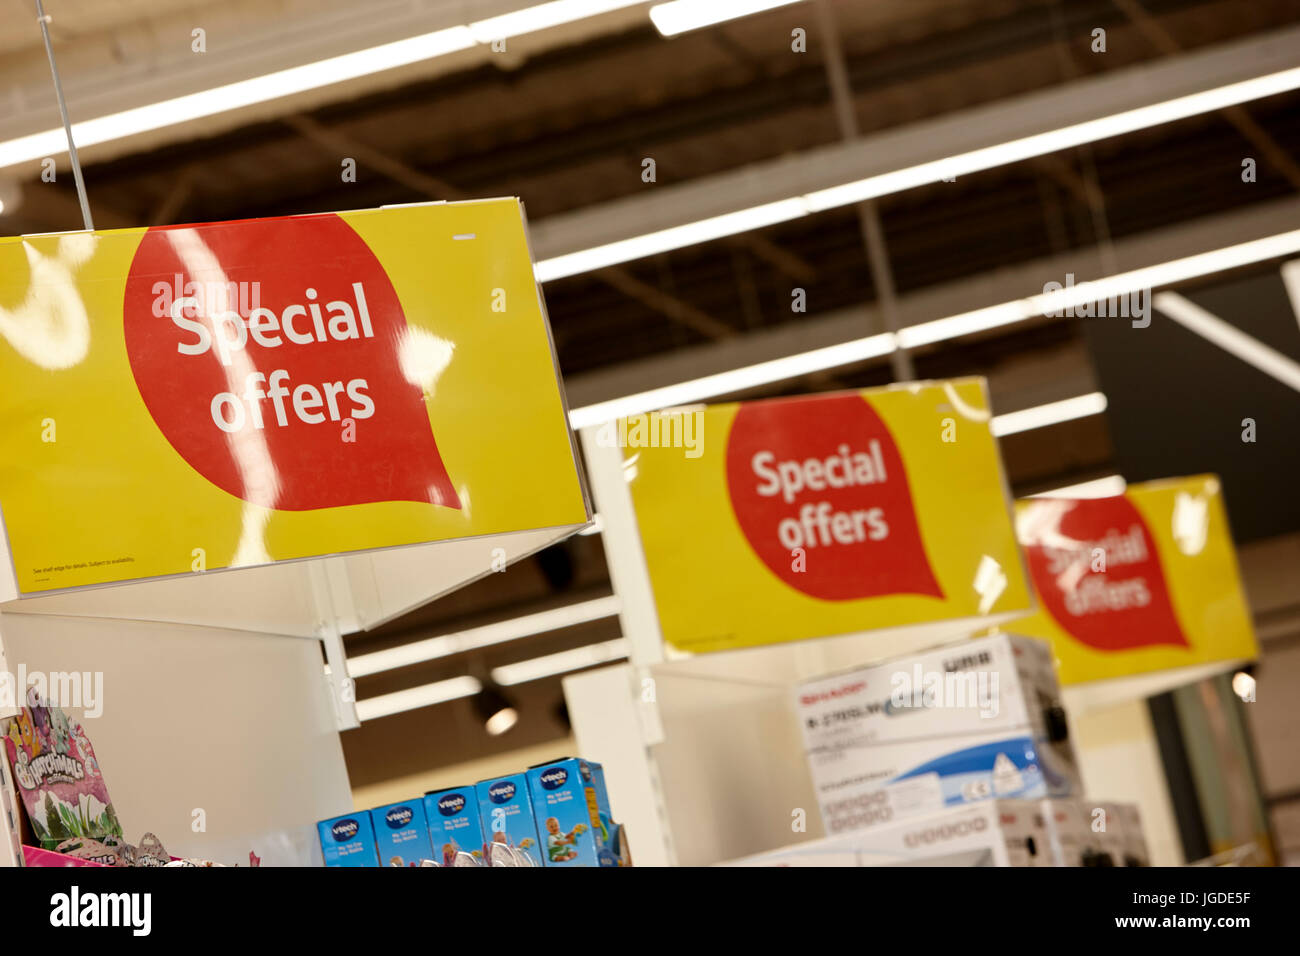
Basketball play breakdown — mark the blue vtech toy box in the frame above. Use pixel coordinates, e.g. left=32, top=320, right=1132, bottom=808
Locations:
left=587, top=761, right=633, bottom=866
left=526, top=757, right=631, bottom=867
left=370, top=800, right=433, bottom=867
left=475, top=773, right=544, bottom=867
left=317, top=813, right=379, bottom=867
left=424, top=786, right=486, bottom=866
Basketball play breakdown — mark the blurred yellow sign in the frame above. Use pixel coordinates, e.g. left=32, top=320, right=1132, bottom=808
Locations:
left=1012, top=475, right=1257, bottom=684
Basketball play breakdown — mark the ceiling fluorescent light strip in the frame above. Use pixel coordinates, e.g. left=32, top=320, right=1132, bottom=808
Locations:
left=568, top=332, right=896, bottom=428
left=1154, top=291, right=1300, bottom=393
left=568, top=228, right=1300, bottom=427
left=470, top=0, right=646, bottom=42
left=0, top=27, right=475, bottom=169
left=1031, top=475, right=1128, bottom=499
left=990, top=392, right=1108, bottom=438
left=355, top=675, right=483, bottom=722
left=492, top=638, right=630, bottom=685
left=0, top=2, right=646, bottom=170
left=533, top=199, right=808, bottom=283
left=650, top=0, right=803, bottom=36
left=534, top=66, right=1300, bottom=282
left=346, top=594, right=621, bottom=678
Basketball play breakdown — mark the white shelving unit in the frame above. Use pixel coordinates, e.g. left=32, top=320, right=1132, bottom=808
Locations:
left=564, top=424, right=1240, bottom=867
left=0, top=514, right=588, bottom=866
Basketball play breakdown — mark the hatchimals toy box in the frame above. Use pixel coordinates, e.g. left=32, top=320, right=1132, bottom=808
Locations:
left=475, top=773, right=543, bottom=867
left=525, top=757, right=613, bottom=867
left=2, top=690, right=122, bottom=850
left=370, top=800, right=432, bottom=867
left=424, top=786, right=486, bottom=866
left=317, top=813, right=379, bottom=867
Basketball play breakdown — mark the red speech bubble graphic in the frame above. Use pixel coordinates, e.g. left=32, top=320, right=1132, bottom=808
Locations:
left=122, top=214, right=461, bottom=511
left=1019, top=496, right=1188, bottom=651
left=724, top=393, right=943, bottom=601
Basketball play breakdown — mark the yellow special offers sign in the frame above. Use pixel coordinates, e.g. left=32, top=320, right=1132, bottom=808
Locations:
left=0, top=200, right=588, bottom=593
left=1012, top=475, right=1258, bottom=685
left=621, top=379, right=1032, bottom=654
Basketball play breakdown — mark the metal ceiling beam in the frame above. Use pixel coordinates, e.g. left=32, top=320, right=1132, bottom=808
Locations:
left=560, top=196, right=1300, bottom=409
left=1112, top=0, right=1300, bottom=190
left=0, top=0, right=655, bottom=175
left=283, top=112, right=733, bottom=340
left=816, top=0, right=914, bottom=382
left=527, top=25, right=1300, bottom=263
left=726, top=235, right=816, bottom=283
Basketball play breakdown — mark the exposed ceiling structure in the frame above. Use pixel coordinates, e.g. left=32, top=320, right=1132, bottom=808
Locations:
left=2, top=0, right=1298, bottom=782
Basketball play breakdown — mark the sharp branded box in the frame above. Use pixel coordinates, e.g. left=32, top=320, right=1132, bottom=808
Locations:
left=370, top=800, right=433, bottom=867
left=796, top=634, right=1079, bottom=835
left=424, top=786, right=487, bottom=866
left=725, top=801, right=1051, bottom=867
left=475, top=773, right=544, bottom=867
left=317, top=813, right=379, bottom=867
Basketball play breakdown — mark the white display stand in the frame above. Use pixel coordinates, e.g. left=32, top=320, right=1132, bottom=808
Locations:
left=567, top=426, right=1041, bottom=867
left=0, top=612, right=349, bottom=865
left=0, top=508, right=587, bottom=866
left=566, top=425, right=1231, bottom=867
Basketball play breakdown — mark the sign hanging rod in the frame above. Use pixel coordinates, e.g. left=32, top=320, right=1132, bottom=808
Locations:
left=34, top=0, right=94, bottom=231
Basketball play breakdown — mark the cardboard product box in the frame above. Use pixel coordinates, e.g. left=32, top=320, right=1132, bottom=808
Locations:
left=1093, top=801, right=1128, bottom=867
left=724, top=800, right=1051, bottom=867
left=0, top=749, right=22, bottom=868
left=1040, top=798, right=1093, bottom=866
left=796, top=633, right=1079, bottom=835
left=424, top=786, right=487, bottom=866
left=370, top=800, right=433, bottom=867
left=1115, top=802, right=1151, bottom=866
left=526, top=757, right=611, bottom=867
left=583, top=760, right=633, bottom=866
left=588, top=760, right=613, bottom=819
left=1098, top=801, right=1150, bottom=866
left=476, top=773, right=544, bottom=867
left=317, top=813, right=379, bottom=868
left=1040, top=798, right=1150, bottom=866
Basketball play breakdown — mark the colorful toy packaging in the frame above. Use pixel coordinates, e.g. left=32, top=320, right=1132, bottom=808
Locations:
left=370, top=800, right=432, bottom=867
left=527, top=757, right=629, bottom=867
left=475, top=773, right=543, bottom=867
left=585, top=761, right=632, bottom=866
left=317, top=813, right=379, bottom=867
left=1, top=689, right=122, bottom=850
left=424, top=786, right=486, bottom=866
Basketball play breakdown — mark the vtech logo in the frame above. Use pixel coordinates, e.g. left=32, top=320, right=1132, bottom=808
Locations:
left=385, top=806, right=413, bottom=829
left=331, top=819, right=359, bottom=841
left=539, top=768, right=568, bottom=790
left=488, top=781, right=516, bottom=803
left=438, top=793, right=466, bottom=816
